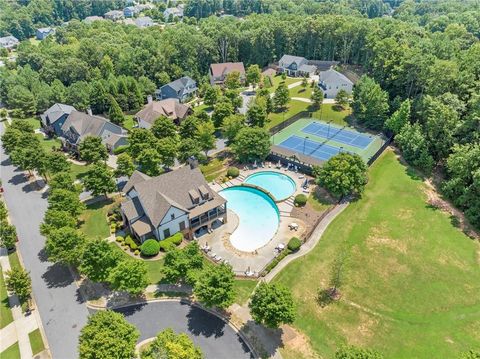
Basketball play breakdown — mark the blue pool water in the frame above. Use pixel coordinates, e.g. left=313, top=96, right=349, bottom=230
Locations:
left=244, top=171, right=296, bottom=201
left=220, top=186, right=280, bottom=252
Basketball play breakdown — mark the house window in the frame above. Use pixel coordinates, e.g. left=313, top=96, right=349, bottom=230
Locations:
left=171, top=213, right=175, bottom=220
left=163, top=228, right=170, bottom=238
left=179, top=221, right=185, bottom=230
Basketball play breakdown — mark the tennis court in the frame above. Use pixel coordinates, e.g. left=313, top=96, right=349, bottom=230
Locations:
left=302, top=121, right=373, bottom=149
left=278, top=135, right=345, bottom=161
left=271, top=117, right=386, bottom=165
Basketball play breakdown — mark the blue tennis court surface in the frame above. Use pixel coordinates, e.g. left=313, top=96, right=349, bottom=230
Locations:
left=302, top=122, right=373, bottom=149
left=278, top=135, right=346, bottom=161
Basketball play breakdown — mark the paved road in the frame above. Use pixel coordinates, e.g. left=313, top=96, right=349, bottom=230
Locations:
left=113, top=301, right=253, bottom=359
left=0, top=122, right=89, bottom=359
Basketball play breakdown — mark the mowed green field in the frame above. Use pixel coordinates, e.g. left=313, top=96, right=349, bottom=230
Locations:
left=274, top=150, right=480, bottom=358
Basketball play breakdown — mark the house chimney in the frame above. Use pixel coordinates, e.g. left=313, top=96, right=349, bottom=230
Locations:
left=147, top=95, right=153, bottom=104
left=87, top=107, right=93, bottom=116
left=188, top=156, right=198, bottom=169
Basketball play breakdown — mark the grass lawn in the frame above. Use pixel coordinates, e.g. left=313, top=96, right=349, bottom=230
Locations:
left=80, top=197, right=120, bottom=239
left=312, top=103, right=352, bottom=127
left=274, top=149, right=480, bottom=358
left=70, top=163, right=91, bottom=180
left=109, top=243, right=165, bottom=285
left=307, top=189, right=333, bottom=212
left=267, top=100, right=310, bottom=129
left=289, top=85, right=313, bottom=99
left=123, top=115, right=135, bottom=131
left=194, top=103, right=213, bottom=114
left=28, top=329, right=45, bottom=355
left=0, top=265, right=13, bottom=329
left=0, top=342, right=20, bottom=359
left=35, top=134, right=61, bottom=153
left=200, top=158, right=227, bottom=182
left=233, top=279, right=257, bottom=305
left=268, top=75, right=301, bottom=93
left=7, top=252, right=21, bottom=272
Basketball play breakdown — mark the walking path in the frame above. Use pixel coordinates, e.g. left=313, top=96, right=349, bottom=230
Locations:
left=0, top=248, right=46, bottom=357
left=290, top=97, right=336, bottom=104
left=264, top=200, right=349, bottom=282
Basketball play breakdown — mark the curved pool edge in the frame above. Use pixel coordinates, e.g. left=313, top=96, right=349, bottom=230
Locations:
left=243, top=171, right=297, bottom=202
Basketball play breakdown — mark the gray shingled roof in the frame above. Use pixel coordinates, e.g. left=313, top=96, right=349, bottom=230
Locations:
left=279, top=55, right=307, bottom=66
left=40, top=103, right=76, bottom=125
left=123, top=166, right=226, bottom=228
left=162, top=76, right=194, bottom=94
left=319, top=69, right=353, bottom=86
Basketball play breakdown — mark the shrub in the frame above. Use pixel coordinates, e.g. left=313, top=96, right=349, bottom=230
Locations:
left=288, top=237, right=302, bottom=252
left=110, top=223, right=116, bottom=232
left=140, top=239, right=160, bottom=256
left=113, top=145, right=129, bottom=155
left=168, top=232, right=183, bottom=246
left=129, top=242, right=138, bottom=251
left=116, top=236, right=124, bottom=243
left=159, top=240, right=175, bottom=252
left=134, top=249, right=140, bottom=256
left=263, top=249, right=291, bottom=275
left=294, top=194, right=307, bottom=207
left=227, top=167, right=240, bottom=178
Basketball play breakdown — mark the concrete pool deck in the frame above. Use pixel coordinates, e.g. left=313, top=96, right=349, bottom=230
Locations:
left=202, top=167, right=311, bottom=275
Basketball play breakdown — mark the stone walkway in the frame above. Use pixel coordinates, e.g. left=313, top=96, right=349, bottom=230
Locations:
left=0, top=248, right=48, bottom=358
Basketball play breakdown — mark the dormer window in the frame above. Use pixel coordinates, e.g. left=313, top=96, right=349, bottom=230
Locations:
left=188, top=189, right=200, bottom=204
left=198, top=185, right=210, bottom=200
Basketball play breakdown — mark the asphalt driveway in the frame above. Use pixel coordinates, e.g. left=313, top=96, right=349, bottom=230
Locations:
left=114, top=300, right=253, bottom=359
left=0, top=122, right=89, bottom=359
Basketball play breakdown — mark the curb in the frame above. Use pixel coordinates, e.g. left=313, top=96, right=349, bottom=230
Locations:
left=88, top=297, right=259, bottom=359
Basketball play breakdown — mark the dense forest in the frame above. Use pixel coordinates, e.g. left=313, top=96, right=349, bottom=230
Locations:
left=0, top=0, right=479, bottom=228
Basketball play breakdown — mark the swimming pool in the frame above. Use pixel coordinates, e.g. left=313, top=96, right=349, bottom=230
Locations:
left=220, top=186, right=279, bottom=252
left=244, top=171, right=296, bottom=201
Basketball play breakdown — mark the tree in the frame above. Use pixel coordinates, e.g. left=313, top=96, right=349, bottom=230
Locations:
left=40, top=209, right=77, bottom=236
left=7, top=85, right=36, bottom=117
left=108, top=96, right=125, bottom=125
left=46, top=152, right=71, bottom=177
left=335, top=345, right=384, bottom=359
left=311, top=86, right=324, bottom=110
left=352, top=75, right=389, bottom=130
left=5, top=267, right=32, bottom=303
left=157, top=138, right=178, bottom=168
left=249, top=282, right=295, bottom=328
left=273, top=82, right=290, bottom=111
left=80, top=239, right=121, bottom=283
left=99, top=55, right=115, bottom=79
left=224, top=70, right=241, bottom=90
left=49, top=172, right=77, bottom=192
left=384, top=99, right=410, bottom=135
left=83, top=163, right=117, bottom=197
left=179, top=116, right=200, bottom=140
left=194, top=263, right=235, bottom=309
left=231, top=127, right=271, bottom=163
left=78, top=136, right=108, bottom=164
left=460, top=350, right=480, bottom=359
left=48, top=189, right=85, bottom=217
left=79, top=310, right=139, bottom=359
left=115, top=153, right=135, bottom=177
left=45, top=227, right=86, bottom=266
left=151, top=116, right=178, bottom=140
left=0, top=222, right=17, bottom=250
left=137, top=148, right=161, bottom=176
left=246, top=65, right=261, bottom=88
left=301, top=76, right=308, bottom=89
left=67, top=81, right=91, bottom=111
left=203, top=85, right=220, bottom=107
left=140, top=328, right=202, bottom=359
left=197, top=120, right=216, bottom=156
left=316, top=153, right=368, bottom=198
left=163, top=242, right=204, bottom=285
left=108, top=260, right=148, bottom=295
left=177, top=138, right=201, bottom=164
left=224, top=89, right=242, bottom=110
left=212, top=99, right=234, bottom=128
left=247, top=101, right=268, bottom=127
left=222, top=114, right=245, bottom=143
left=395, top=122, right=434, bottom=173
left=335, top=89, right=350, bottom=109
left=128, top=128, right=157, bottom=159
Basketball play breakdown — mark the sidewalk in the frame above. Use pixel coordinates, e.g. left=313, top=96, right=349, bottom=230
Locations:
left=0, top=248, right=35, bottom=357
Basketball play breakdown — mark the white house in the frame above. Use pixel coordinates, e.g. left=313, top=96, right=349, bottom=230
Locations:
left=121, top=162, right=227, bottom=242
left=318, top=68, right=353, bottom=99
